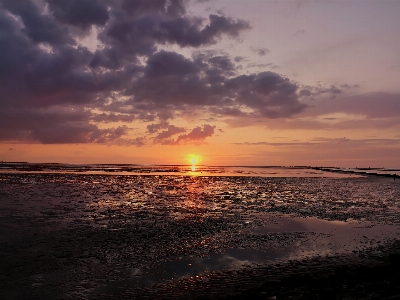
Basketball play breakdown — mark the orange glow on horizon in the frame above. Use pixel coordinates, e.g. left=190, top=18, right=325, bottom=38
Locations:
left=187, top=154, right=201, bottom=166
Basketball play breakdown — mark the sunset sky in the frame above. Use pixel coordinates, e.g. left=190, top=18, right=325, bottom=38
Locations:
left=1, top=0, right=399, bottom=167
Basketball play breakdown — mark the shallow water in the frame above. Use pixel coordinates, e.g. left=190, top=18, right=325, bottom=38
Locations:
left=0, top=163, right=363, bottom=177
left=1, top=172, right=399, bottom=299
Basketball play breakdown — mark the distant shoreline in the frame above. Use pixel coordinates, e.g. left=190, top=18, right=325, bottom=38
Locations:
left=2, top=163, right=399, bottom=178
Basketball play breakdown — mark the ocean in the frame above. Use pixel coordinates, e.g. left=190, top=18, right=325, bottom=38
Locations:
left=1, top=164, right=400, bottom=299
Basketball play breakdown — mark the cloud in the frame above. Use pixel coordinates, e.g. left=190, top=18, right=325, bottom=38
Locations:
left=0, top=0, right=307, bottom=146
left=250, top=47, right=270, bottom=56
left=224, top=72, right=307, bottom=118
left=176, top=124, right=216, bottom=144
left=2, top=0, right=74, bottom=45
left=127, top=51, right=307, bottom=119
left=247, top=63, right=273, bottom=68
left=92, top=113, right=136, bottom=123
left=147, top=121, right=169, bottom=134
left=98, top=10, right=251, bottom=58
left=233, top=141, right=315, bottom=146
left=114, top=136, right=147, bottom=147
left=0, top=106, right=130, bottom=144
left=298, top=85, right=342, bottom=99
left=305, top=92, right=400, bottom=119
left=311, top=137, right=400, bottom=147
left=120, top=0, right=187, bottom=17
left=233, top=138, right=400, bottom=149
left=222, top=90, right=400, bottom=130
left=154, top=125, right=186, bottom=140
left=151, top=124, right=215, bottom=145
left=46, top=0, right=109, bottom=30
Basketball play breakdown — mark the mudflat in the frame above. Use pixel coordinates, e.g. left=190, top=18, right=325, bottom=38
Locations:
left=1, top=172, right=399, bottom=299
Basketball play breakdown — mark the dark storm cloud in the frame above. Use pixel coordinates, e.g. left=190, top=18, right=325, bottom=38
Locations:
left=145, top=51, right=199, bottom=78
left=1, top=0, right=74, bottom=45
left=0, top=107, right=129, bottom=144
left=128, top=51, right=307, bottom=118
left=46, top=0, right=109, bottom=30
left=121, top=0, right=186, bottom=17
left=224, top=72, right=307, bottom=118
left=0, top=0, right=307, bottom=146
left=0, top=8, right=114, bottom=108
left=98, top=7, right=251, bottom=57
left=207, top=55, right=236, bottom=74
left=31, top=123, right=126, bottom=144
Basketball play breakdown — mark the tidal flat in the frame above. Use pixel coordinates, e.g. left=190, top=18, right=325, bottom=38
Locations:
left=1, top=171, right=400, bottom=299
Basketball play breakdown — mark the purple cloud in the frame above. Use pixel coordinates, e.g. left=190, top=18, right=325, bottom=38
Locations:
left=47, top=0, right=109, bottom=30
left=148, top=124, right=216, bottom=145
left=250, top=47, right=270, bottom=56
left=155, top=125, right=186, bottom=140
left=176, top=124, right=215, bottom=144
left=0, top=0, right=308, bottom=146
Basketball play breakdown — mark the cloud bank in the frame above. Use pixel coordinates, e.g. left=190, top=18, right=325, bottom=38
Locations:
left=0, top=0, right=310, bottom=146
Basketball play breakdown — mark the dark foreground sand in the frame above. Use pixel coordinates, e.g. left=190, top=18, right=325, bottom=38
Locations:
left=226, top=242, right=400, bottom=300
left=127, top=241, right=400, bottom=300
left=1, top=173, right=400, bottom=299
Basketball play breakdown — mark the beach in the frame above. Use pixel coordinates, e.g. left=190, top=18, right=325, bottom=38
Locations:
left=1, top=166, right=400, bottom=299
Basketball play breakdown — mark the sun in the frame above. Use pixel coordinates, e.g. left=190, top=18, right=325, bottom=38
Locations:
left=187, top=154, right=201, bottom=166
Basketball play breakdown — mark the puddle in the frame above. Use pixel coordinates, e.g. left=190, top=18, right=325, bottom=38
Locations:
left=253, top=217, right=400, bottom=258
left=128, top=246, right=294, bottom=288
left=120, top=217, right=400, bottom=289
left=253, top=216, right=396, bottom=235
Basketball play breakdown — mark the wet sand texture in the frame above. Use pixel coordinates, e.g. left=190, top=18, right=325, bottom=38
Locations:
left=227, top=245, right=400, bottom=300
left=0, top=173, right=399, bottom=299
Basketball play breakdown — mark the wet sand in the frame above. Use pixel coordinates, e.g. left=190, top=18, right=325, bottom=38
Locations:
left=227, top=243, right=400, bottom=300
left=1, top=172, right=399, bottom=299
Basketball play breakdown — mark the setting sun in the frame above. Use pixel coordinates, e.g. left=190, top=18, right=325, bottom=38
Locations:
left=187, top=154, right=201, bottom=166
